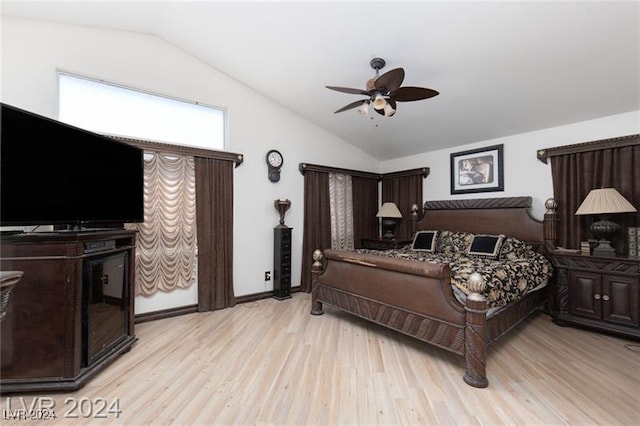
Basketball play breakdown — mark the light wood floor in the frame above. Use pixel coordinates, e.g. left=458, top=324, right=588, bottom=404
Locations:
left=2, top=292, right=639, bottom=425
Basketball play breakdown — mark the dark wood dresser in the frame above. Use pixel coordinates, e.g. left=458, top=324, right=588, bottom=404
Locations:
left=552, top=251, right=639, bottom=340
left=0, top=229, right=138, bottom=393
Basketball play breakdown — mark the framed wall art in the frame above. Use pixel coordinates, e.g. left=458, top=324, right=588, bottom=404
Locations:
left=450, top=144, right=504, bottom=194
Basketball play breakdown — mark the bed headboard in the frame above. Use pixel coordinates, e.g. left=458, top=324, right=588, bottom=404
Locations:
left=412, top=196, right=549, bottom=245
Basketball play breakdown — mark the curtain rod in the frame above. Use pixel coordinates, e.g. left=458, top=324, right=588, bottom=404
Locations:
left=537, top=134, right=639, bottom=164
left=111, top=136, right=244, bottom=167
left=298, top=163, right=429, bottom=180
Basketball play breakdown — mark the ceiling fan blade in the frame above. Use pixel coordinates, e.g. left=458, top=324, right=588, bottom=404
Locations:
left=374, top=68, right=405, bottom=92
left=326, top=86, right=370, bottom=96
left=390, top=86, right=439, bottom=102
left=334, top=99, right=366, bottom=113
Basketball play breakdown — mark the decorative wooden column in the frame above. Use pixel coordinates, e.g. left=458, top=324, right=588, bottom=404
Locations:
left=273, top=199, right=292, bottom=301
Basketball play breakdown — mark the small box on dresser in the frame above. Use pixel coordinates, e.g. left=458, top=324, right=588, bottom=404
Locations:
left=580, top=241, right=591, bottom=256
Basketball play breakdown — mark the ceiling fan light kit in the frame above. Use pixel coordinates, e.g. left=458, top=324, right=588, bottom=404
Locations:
left=372, top=93, right=386, bottom=110
left=327, top=57, right=439, bottom=117
left=383, top=103, right=396, bottom=117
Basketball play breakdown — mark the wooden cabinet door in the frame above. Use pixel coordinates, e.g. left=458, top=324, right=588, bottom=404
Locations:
left=569, top=270, right=601, bottom=320
left=602, top=274, right=640, bottom=327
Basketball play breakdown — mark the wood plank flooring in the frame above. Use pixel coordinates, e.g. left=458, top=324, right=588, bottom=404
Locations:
left=2, top=292, right=639, bottom=425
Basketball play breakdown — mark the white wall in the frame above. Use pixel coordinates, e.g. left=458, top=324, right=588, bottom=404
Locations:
left=1, top=17, right=379, bottom=313
left=381, top=111, right=640, bottom=220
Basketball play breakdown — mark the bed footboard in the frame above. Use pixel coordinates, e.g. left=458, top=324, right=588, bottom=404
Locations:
left=310, top=248, right=491, bottom=388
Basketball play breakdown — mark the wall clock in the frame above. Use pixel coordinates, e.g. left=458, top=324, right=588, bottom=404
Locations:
left=266, top=149, right=283, bottom=182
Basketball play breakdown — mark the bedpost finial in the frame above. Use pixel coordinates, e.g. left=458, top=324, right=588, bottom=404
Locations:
left=312, top=249, right=323, bottom=270
left=545, top=198, right=558, bottom=212
left=313, top=249, right=323, bottom=262
left=467, top=272, right=486, bottom=297
left=410, top=203, right=419, bottom=218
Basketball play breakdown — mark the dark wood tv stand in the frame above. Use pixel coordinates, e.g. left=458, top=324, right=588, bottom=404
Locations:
left=0, top=229, right=137, bottom=394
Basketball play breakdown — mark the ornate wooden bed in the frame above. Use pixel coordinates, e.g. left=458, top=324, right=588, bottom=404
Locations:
left=310, top=196, right=557, bottom=388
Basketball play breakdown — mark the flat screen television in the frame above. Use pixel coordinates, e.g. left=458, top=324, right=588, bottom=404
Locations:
left=1, top=102, right=144, bottom=228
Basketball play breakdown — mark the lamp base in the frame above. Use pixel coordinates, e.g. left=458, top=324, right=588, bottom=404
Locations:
left=592, top=240, right=616, bottom=257
left=381, top=218, right=397, bottom=240
left=590, top=218, right=620, bottom=257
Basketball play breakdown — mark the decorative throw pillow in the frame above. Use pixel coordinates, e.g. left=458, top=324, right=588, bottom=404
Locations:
left=411, top=230, right=439, bottom=252
left=467, top=234, right=506, bottom=259
left=438, top=231, right=474, bottom=254
left=499, top=237, right=532, bottom=260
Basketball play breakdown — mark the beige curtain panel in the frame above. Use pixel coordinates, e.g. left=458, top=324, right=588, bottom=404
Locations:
left=128, top=153, right=197, bottom=296
left=329, top=172, right=354, bottom=250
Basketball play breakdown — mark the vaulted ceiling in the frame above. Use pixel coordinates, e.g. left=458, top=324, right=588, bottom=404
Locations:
left=2, top=1, right=639, bottom=160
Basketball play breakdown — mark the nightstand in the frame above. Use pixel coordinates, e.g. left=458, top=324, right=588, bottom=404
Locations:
left=551, top=251, right=639, bottom=339
left=361, top=238, right=412, bottom=250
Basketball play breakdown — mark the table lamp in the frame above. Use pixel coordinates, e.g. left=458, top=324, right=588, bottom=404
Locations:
left=575, top=188, right=637, bottom=257
left=377, top=202, right=403, bottom=239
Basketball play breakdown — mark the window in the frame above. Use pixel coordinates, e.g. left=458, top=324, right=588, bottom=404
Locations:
left=58, top=73, right=221, bottom=304
left=58, top=73, right=225, bottom=150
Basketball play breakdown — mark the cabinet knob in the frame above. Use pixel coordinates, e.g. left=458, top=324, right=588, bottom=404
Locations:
left=594, top=294, right=601, bottom=300
left=602, top=295, right=610, bottom=301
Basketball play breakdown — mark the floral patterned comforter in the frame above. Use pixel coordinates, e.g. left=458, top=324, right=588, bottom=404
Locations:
left=354, top=245, right=553, bottom=309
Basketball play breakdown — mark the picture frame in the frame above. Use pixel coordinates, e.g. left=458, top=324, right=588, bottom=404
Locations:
left=450, top=144, right=504, bottom=194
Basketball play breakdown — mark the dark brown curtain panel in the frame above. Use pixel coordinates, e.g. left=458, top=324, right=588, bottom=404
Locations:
left=195, top=157, right=236, bottom=311
left=352, top=176, right=379, bottom=247
left=550, top=143, right=640, bottom=252
left=382, top=174, right=424, bottom=240
left=301, top=171, right=331, bottom=292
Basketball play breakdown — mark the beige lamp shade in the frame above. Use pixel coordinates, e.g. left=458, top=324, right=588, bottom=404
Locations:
left=376, top=202, right=403, bottom=218
left=575, top=188, right=637, bottom=215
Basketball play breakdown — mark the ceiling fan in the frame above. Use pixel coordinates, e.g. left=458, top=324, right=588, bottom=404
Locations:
left=326, top=57, right=439, bottom=117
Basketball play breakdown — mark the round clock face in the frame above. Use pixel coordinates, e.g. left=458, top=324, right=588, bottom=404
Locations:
left=267, top=150, right=283, bottom=168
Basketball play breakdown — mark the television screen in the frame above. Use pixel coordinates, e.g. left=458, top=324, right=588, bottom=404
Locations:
left=1, top=103, right=144, bottom=227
